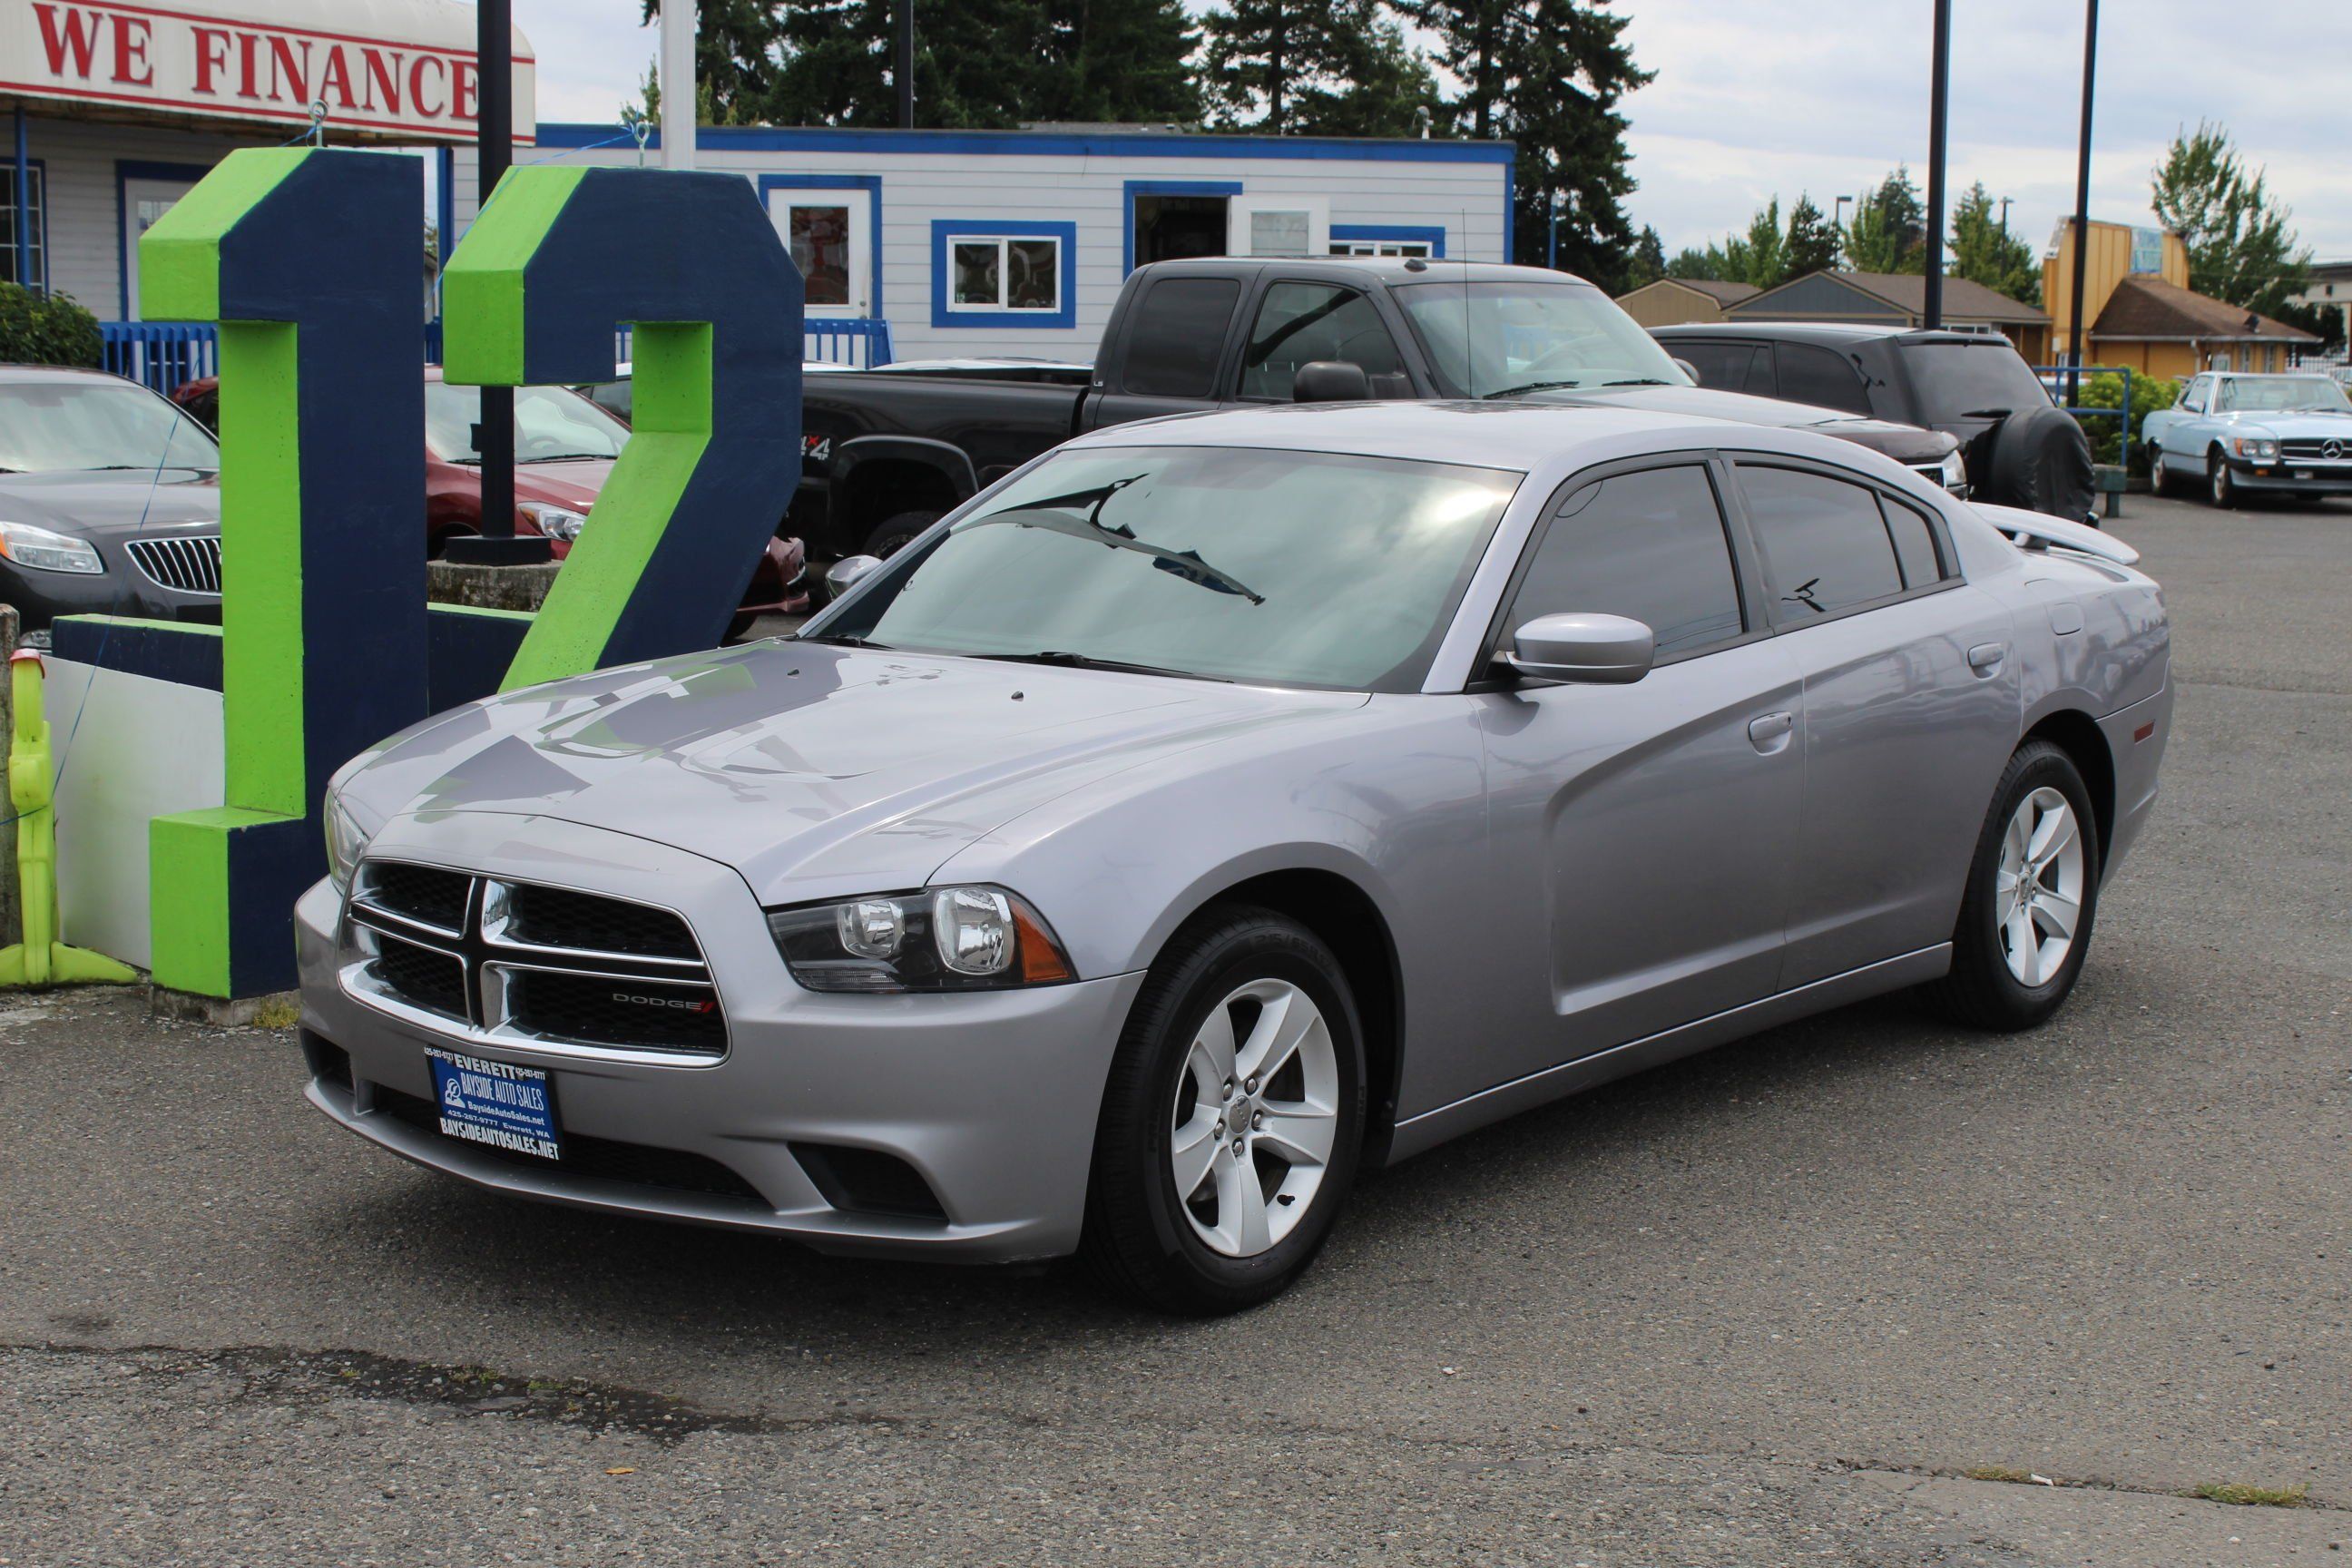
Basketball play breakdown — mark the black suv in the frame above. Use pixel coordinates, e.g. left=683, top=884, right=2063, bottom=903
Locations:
left=1652, top=322, right=2093, bottom=521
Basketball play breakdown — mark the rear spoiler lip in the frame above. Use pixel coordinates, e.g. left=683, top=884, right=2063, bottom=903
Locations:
left=1972, top=502, right=2142, bottom=567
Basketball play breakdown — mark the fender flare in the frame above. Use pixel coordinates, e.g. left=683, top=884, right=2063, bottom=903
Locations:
left=830, top=436, right=982, bottom=504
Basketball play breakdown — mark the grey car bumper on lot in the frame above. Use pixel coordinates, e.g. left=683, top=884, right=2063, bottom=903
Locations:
left=2223, top=457, right=2352, bottom=496
left=292, top=817, right=1148, bottom=1264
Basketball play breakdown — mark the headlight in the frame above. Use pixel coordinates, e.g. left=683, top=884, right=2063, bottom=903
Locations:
left=766, top=885, right=1075, bottom=993
left=0, top=520, right=105, bottom=574
left=324, top=788, right=381, bottom=893
left=1936, top=448, right=1968, bottom=493
left=2230, top=436, right=2278, bottom=460
left=519, top=503, right=588, bottom=542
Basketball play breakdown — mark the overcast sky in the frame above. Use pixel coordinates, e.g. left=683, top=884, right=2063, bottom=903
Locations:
left=510, top=0, right=2352, bottom=263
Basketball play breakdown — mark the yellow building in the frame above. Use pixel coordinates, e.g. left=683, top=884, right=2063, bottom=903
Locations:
left=2043, top=220, right=2316, bottom=380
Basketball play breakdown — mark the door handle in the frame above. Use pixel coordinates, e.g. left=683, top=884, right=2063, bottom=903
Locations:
left=1967, top=642, right=2008, bottom=675
left=1747, top=710, right=1795, bottom=753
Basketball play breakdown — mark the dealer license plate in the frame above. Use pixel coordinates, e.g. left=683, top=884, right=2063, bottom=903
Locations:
left=424, top=1047, right=561, bottom=1161
left=2295, top=469, right=2316, bottom=480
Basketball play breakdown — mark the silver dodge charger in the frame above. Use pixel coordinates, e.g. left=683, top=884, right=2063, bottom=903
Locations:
left=297, top=402, right=2171, bottom=1313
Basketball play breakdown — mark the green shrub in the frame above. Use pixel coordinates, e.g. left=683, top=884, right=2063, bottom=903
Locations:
left=2072, top=370, right=2180, bottom=473
left=0, top=282, right=103, bottom=368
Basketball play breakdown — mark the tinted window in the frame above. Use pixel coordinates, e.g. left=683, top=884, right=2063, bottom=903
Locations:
left=1673, top=339, right=1769, bottom=395
left=1898, top=339, right=2053, bottom=423
left=1122, top=278, right=1242, bottom=397
left=1508, top=466, right=1745, bottom=658
left=1738, top=466, right=1904, bottom=619
left=1878, top=495, right=1944, bottom=586
left=1241, top=282, right=1407, bottom=399
left=1775, top=342, right=1872, bottom=416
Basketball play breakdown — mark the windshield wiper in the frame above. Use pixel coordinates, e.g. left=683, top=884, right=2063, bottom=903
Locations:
left=968, top=650, right=1231, bottom=682
left=1481, top=378, right=1593, bottom=399
left=796, top=632, right=895, bottom=650
left=969, top=479, right=1265, bottom=605
left=1598, top=377, right=1673, bottom=387
left=520, top=452, right=612, bottom=463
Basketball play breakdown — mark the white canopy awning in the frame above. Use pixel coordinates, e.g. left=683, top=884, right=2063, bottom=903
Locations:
left=0, top=0, right=534, bottom=144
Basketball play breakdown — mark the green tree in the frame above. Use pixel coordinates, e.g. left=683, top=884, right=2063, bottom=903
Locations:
left=637, top=0, right=785, bottom=124
left=1736, top=197, right=1787, bottom=289
left=1665, top=242, right=1731, bottom=280
left=1037, top=0, right=1201, bottom=124
left=0, top=282, right=102, bottom=368
left=2151, top=121, right=2310, bottom=316
left=1947, top=181, right=2038, bottom=304
left=1410, top=0, right=1651, bottom=286
left=1843, top=166, right=1925, bottom=274
left=1782, top=194, right=1838, bottom=277
left=1201, top=0, right=1436, bottom=137
left=1624, top=224, right=1666, bottom=288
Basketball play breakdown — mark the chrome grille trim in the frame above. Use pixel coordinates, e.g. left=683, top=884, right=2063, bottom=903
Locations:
left=2279, top=437, right=2351, bottom=462
left=125, top=534, right=223, bottom=594
left=341, top=860, right=727, bottom=1062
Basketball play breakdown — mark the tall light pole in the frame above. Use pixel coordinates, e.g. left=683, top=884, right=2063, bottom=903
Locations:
left=661, top=0, right=697, bottom=170
left=1834, top=194, right=1853, bottom=265
left=895, top=0, right=914, bottom=129
left=1999, top=195, right=2014, bottom=236
left=1922, top=0, right=1952, bottom=328
left=2066, top=0, right=2100, bottom=401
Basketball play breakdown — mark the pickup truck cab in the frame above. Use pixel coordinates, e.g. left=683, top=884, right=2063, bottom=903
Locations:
left=794, top=258, right=1966, bottom=558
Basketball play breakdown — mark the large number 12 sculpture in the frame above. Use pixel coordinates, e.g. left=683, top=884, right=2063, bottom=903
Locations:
left=138, top=148, right=803, bottom=997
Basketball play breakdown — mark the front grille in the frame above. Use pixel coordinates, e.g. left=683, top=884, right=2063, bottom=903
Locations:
left=126, top=534, right=223, bottom=594
left=2280, top=437, right=2351, bottom=462
left=345, top=862, right=726, bottom=1056
left=372, top=936, right=467, bottom=1018
left=371, top=1085, right=768, bottom=1207
left=505, top=882, right=698, bottom=959
left=505, top=968, right=725, bottom=1053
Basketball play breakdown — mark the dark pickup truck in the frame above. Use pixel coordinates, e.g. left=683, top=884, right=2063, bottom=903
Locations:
left=791, top=258, right=1968, bottom=559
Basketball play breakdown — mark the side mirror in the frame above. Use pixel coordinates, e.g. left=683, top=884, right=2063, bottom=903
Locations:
left=1670, top=357, right=1701, bottom=384
left=1292, top=360, right=1372, bottom=403
left=826, top=554, right=883, bottom=597
left=1503, top=612, right=1654, bottom=684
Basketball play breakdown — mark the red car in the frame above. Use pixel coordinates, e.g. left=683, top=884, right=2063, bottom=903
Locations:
left=171, top=369, right=808, bottom=629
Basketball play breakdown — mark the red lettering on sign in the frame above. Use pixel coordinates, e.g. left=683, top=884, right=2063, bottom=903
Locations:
left=453, top=57, right=477, bottom=122
left=266, top=34, right=309, bottom=103
left=191, top=24, right=230, bottom=94
left=237, top=30, right=260, bottom=98
left=318, top=43, right=356, bottom=109
left=408, top=53, right=445, bottom=118
left=32, top=3, right=102, bottom=79
left=360, top=47, right=402, bottom=114
left=110, top=15, right=152, bottom=86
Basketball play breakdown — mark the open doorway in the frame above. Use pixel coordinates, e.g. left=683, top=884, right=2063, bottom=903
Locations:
left=1132, top=192, right=1230, bottom=268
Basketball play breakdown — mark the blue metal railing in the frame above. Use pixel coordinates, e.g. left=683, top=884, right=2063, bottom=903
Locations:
left=2033, top=362, right=2137, bottom=471
left=612, top=317, right=896, bottom=368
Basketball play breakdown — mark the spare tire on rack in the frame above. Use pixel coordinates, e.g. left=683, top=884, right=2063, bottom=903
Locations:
left=1982, top=404, right=2096, bottom=522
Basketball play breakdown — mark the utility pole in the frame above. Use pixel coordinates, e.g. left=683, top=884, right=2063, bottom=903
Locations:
left=2067, top=0, right=2100, bottom=403
left=1269, top=1, right=1284, bottom=133
left=447, top=0, right=547, bottom=565
left=661, top=0, right=697, bottom=170
left=1922, top=0, right=1952, bottom=328
left=895, top=0, right=914, bottom=129
left=1999, top=196, right=2014, bottom=236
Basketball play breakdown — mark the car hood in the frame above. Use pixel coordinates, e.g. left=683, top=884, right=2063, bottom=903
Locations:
left=0, top=467, right=220, bottom=534
left=2218, top=409, right=2352, bottom=438
left=513, top=456, right=614, bottom=510
left=341, top=641, right=1368, bottom=904
left=1544, top=385, right=1959, bottom=463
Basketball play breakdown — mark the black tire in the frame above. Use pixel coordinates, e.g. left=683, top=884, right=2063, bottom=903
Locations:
left=1929, top=740, right=2102, bottom=1033
left=1082, top=905, right=1367, bottom=1315
left=865, top=509, right=941, bottom=559
left=2208, top=449, right=2239, bottom=509
left=1984, top=405, right=2096, bottom=520
left=2148, top=443, right=2179, bottom=497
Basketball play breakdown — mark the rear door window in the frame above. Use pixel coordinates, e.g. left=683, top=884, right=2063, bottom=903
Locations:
left=1121, top=278, right=1242, bottom=398
left=1671, top=339, right=1770, bottom=396
left=1736, top=464, right=1906, bottom=621
left=1877, top=495, right=1945, bottom=586
left=1773, top=343, right=1873, bottom=416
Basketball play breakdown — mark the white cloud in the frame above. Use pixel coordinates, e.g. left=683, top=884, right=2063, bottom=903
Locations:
left=513, top=0, right=656, bottom=126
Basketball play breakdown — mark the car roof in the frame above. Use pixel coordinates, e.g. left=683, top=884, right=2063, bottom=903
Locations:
left=1651, top=321, right=1998, bottom=348
left=1133, top=257, right=1599, bottom=289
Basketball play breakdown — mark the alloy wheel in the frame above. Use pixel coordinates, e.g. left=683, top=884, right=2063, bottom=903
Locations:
left=1169, top=977, right=1339, bottom=1258
left=1995, top=786, right=2086, bottom=987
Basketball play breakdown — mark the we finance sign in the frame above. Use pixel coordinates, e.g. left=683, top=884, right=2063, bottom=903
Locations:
left=0, top=0, right=535, bottom=143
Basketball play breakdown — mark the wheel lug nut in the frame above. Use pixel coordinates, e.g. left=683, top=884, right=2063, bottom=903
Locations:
left=1231, top=1138, right=1244, bottom=1154
left=1252, top=1111, right=1263, bottom=1129
left=1245, top=1076, right=1259, bottom=1093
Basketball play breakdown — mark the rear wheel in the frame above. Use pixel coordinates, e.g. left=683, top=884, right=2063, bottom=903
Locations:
left=1082, top=906, right=1366, bottom=1314
left=1929, top=740, right=2100, bottom=1032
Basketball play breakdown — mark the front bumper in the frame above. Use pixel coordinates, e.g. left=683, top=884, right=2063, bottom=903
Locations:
left=294, top=816, right=1144, bottom=1262
left=0, top=557, right=220, bottom=632
left=2224, top=458, right=2352, bottom=495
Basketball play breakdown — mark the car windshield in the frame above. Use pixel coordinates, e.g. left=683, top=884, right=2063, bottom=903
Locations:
left=425, top=380, right=631, bottom=464
left=809, top=445, right=1521, bottom=691
left=0, top=378, right=220, bottom=473
left=1897, top=338, right=2053, bottom=424
left=1393, top=279, right=1692, bottom=399
left=2216, top=376, right=2352, bottom=414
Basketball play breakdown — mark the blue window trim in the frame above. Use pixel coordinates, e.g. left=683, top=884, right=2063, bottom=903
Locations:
left=931, top=220, right=1078, bottom=330
left=758, top=173, right=885, bottom=321
left=1329, top=223, right=1446, bottom=258
left=116, top=159, right=215, bottom=320
left=540, top=122, right=1516, bottom=166
left=1122, top=179, right=1242, bottom=276
left=5, top=154, right=48, bottom=292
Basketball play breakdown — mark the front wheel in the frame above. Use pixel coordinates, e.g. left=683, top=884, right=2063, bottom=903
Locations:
left=1929, top=740, right=2100, bottom=1032
left=865, top=509, right=941, bottom=559
left=1082, top=906, right=1366, bottom=1314
left=2148, top=443, right=2177, bottom=496
left=2209, top=451, right=2240, bottom=508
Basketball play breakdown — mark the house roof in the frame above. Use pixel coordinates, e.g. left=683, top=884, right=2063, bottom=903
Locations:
left=2090, top=274, right=2319, bottom=343
left=1732, top=269, right=2050, bottom=325
left=1673, top=279, right=1762, bottom=304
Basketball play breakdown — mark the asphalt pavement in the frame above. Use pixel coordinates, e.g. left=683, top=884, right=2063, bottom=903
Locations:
left=4, top=492, right=2347, bottom=1567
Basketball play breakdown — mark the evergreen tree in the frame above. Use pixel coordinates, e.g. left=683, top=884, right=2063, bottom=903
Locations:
left=1843, top=166, right=1926, bottom=274
left=1410, top=0, right=1651, bottom=287
left=1201, top=0, right=1436, bottom=137
left=1947, top=181, right=2038, bottom=304
left=639, top=0, right=785, bottom=125
left=1665, top=243, right=1730, bottom=280
left=2151, top=121, right=2310, bottom=317
left=1624, top=225, right=1666, bottom=288
left=1782, top=194, right=1838, bottom=277
left=1037, top=0, right=1202, bottom=124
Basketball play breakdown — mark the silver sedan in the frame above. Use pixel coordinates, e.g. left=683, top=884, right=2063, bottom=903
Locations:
left=297, top=402, right=2171, bottom=1313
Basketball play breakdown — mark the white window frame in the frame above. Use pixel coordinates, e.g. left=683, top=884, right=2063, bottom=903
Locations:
left=768, top=190, right=872, bottom=318
left=1228, top=194, right=1329, bottom=259
left=1328, top=239, right=1434, bottom=259
left=944, top=233, right=1065, bottom=315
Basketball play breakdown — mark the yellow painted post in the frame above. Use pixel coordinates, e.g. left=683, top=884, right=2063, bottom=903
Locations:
left=0, top=652, right=138, bottom=988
